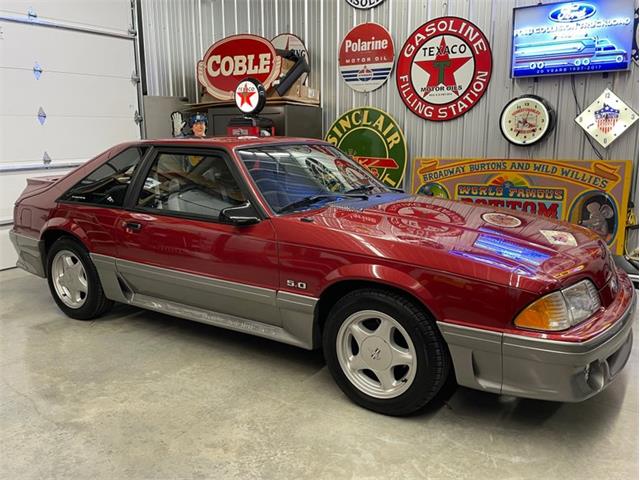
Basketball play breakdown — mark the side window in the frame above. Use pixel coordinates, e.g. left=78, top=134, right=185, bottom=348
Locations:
left=61, top=147, right=145, bottom=207
left=137, top=153, right=246, bottom=220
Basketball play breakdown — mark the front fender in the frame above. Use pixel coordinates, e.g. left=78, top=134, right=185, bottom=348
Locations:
left=322, top=263, right=436, bottom=311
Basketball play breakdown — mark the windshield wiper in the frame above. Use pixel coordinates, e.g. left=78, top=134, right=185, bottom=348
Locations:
left=344, top=185, right=377, bottom=195
left=277, top=194, right=341, bottom=214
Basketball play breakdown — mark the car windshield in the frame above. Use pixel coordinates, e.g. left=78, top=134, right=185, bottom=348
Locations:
left=237, top=143, right=390, bottom=213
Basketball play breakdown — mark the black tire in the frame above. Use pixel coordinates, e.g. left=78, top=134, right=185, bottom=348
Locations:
left=323, top=288, right=451, bottom=416
left=46, top=237, right=113, bottom=320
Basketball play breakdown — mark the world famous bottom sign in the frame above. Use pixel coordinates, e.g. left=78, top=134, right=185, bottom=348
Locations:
left=411, top=157, right=633, bottom=254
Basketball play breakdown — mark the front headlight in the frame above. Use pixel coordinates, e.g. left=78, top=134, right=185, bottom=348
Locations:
left=514, top=280, right=601, bottom=331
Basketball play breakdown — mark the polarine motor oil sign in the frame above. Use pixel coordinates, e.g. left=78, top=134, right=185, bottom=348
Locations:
left=411, top=157, right=633, bottom=254
left=339, top=23, right=395, bottom=93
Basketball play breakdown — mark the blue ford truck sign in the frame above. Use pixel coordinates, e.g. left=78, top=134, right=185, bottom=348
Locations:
left=512, top=0, right=635, bottom=77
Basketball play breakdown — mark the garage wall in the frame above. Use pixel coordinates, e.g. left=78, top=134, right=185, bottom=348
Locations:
left=0, top=0, right=142, bottom=269
left=140, top=0, right=639, bottom=166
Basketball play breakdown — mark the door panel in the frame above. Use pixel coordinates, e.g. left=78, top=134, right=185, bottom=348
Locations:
left=114, top=149, right=281, bottom=326
left=115, top=213, right=280, bottom=325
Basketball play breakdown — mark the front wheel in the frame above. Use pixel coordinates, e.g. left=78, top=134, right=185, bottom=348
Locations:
left=46, top=237, right=113, bottom=320
left=323, top=289, right=451, bottom=416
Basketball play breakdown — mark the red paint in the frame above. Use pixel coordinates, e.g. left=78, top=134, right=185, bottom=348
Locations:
left=12, top=137, right=633, bottom=343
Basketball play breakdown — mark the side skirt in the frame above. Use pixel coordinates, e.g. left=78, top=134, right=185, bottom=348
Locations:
left=131, top=293, right=312, bottom=349
left=90, top=253, right=318, bottom=350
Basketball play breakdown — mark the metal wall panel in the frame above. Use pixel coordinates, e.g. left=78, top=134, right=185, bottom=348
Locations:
left=141, top=0, right=639, bottom=190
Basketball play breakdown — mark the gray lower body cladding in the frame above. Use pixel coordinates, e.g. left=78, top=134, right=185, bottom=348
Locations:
left=9, top=230, right=46, bottom=278
left=438, top=290, right=636, bottom=402
left=90, top=253, right=317, bottom=350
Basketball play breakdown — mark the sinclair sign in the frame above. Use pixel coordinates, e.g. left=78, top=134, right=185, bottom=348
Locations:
left=325, top=107, right=407, bottom=189
left=197, top=34, right=282, bottom=100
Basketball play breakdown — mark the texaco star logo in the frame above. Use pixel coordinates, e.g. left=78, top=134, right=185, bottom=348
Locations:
left=396, top=16, right=492, bottom=121
left=235, top=80, right=259, bottom=113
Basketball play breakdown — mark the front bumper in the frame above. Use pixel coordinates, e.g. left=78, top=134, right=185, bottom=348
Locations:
left=439, top=272, right=636, bottom=402
left=9, top=229, right=46, bottom=278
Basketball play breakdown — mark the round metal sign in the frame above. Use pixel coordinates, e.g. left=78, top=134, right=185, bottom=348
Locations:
left=345, top=0, right=386, bottom=10
left=234, top=78, right=266, bottom=114
left=197, top=34, right=281, bottom=100
left=396, top=16, right=492, bottom=121
left=325, top=107, right=407, bottom=189
left=271, top=33, right=310, bottom=85
left=339, top=23, right=395, bottom=93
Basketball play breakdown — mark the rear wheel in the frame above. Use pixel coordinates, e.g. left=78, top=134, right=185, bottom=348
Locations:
left=46, top=237, right=112, bottom=320
left=323, top=289, right=451, bottom=416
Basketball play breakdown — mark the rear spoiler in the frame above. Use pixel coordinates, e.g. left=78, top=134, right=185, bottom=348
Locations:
left=27, top=175, right=62, bottom=187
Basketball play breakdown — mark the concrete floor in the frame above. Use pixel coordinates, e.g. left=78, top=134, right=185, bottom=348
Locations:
left=0, top=268, right=638, bottom=480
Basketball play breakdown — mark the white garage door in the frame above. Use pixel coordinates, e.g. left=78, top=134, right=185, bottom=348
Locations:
left=0, top=0, right=141, bottom=269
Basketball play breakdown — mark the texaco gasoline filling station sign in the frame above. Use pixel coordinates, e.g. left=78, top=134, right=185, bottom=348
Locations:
left=396, top=16, right=492, bottom=121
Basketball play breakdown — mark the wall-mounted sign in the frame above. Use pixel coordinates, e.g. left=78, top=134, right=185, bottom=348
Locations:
left=345, top=0, right=386, bottom=10
left=512, top=0, right=635, bottom=78
left=271, top=33, right=309, bottom=85
left=197, top=34, right=281, bottom=100
left=339, top=23, right=394, bottom=93
left=411, top=157, right=632, bottom=254
left=500, top=95, right=556, bottom=146
left=396, top=16, right=492, bottom=121
left=575, top=88, right=638, bottom=148
left=325, top=107, right=407, bottom=188
left=235, top=78, right=267, bottom=114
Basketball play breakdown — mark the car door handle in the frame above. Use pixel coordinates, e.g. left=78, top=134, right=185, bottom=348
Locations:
left=123, top=221, right=143, bottom=232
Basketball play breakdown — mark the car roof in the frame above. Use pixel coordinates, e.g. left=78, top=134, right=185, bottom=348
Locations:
left=137, top=136, right=328, bottom=149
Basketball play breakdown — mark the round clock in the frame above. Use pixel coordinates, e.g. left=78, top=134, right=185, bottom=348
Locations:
left=499, top=95, right=556, bottom=146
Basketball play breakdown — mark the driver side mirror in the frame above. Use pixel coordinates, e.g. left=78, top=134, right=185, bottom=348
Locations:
left=220, top=201, right=261, bottom=226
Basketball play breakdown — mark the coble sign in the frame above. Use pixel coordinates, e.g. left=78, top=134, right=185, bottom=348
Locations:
left=197, top=34, right=282, bottom=100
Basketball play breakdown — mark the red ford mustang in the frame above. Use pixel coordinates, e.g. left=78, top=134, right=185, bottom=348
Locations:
left=10, top=137, right=635, bottom=415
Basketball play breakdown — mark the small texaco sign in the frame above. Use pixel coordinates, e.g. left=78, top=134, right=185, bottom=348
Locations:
left=396, top=16, right=492, bottom=121
left=339, top=23, right=394, bottom=93
left=575, top=88, right=638, bottom=149
left=234, top=79, right=266, bottom=114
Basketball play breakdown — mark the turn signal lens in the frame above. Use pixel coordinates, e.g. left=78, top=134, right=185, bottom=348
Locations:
left=514, top=280, right=601, bottom=332
left=514, top=291, right=570, bottom=331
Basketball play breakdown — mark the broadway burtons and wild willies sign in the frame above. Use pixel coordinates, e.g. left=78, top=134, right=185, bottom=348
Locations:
left=411, top=157, right=633, bottom=254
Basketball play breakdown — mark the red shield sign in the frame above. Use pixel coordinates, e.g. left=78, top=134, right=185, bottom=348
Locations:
left=197, top=34, right=282, bottom=100
left=396, top=17, right=492, bottom=121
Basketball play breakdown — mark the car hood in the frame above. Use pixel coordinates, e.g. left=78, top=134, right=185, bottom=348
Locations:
left=299, top=194, right=614, bottom=291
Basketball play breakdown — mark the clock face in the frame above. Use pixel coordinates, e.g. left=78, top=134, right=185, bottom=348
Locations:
left=500, top=96, right=554, bottom=146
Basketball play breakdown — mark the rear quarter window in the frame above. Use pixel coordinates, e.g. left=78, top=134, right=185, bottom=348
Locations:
left=60, top=147, right=146, bottom=207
